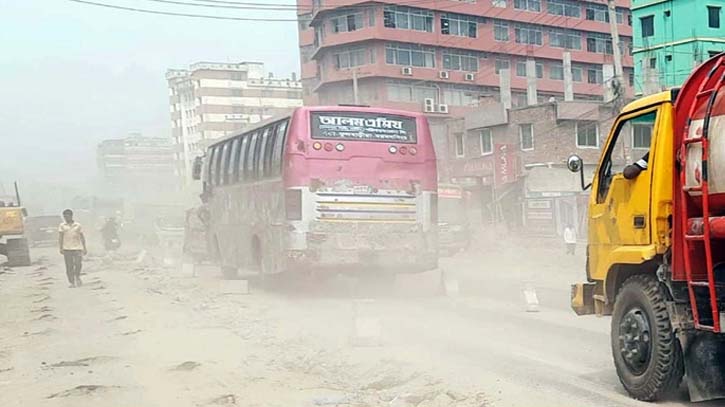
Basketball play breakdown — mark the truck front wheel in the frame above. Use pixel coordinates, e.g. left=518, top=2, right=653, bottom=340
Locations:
left=611, top=274, right=684, bottom=401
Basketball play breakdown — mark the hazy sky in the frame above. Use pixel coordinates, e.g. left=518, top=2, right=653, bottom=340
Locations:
left=0, top=0, right=300, bottom=183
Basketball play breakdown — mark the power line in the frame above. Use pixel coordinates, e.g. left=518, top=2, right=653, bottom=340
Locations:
left=140, top=0, right=303, bottom=10
left=66, top=0, right=300, bottom=21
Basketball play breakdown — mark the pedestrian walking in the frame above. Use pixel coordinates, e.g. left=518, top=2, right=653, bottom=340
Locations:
left=564, top=224, right=577, bottom=255
left=58, top=209, right=87, bottom=288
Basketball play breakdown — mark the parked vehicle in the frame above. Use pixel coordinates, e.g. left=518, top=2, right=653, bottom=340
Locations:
left=25, top=215, right=61, bottom=247
left=437, top=184, right=470, bottom=256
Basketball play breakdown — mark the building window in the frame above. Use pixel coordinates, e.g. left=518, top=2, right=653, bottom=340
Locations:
left=333, top=48, right=369, bottom=70
left=383, top=6, right=434, bottom=32
left=515, top=61, right=543, bottom=78
left=633, top=123, right=653, bottom=149
left=576, top=121, right=599, bottom=148
left=386, top=80, right=437, bottom=103
left=572, top=66, right=583, bottom=82
left=709, top=6, right=721, bottom=29
left=547, top=0, right=580, bottom=18
left=587, top=66, right=603, bottom=84
left=494, top=21, right=509, bottom=41
left=514, top=0, right=541, bottom=12
left=515, top=25, right=543, bottom=45
left=550, top=63, right=564, bottom=80
left=641, top=15, right=654, bottom=37
left=586, top=33, right=613, bottom=54
left=585, top=4, right=609, bottom=22
left=548, top=29, right=581, bottom=50
left=455, top=133, right=465, bottom=157
left=441, top=13, right=478, bottom=38
left=385, top=43, right=435, bottom=68
left=480, top=129, right=493, bottom=155
left=649, top=57, right=657, bottom=69
left=495, top=59, right=510, bottom=74
left=520, top=124, right=534, bottom=150
left=330, top=13, right=363, bottom=33
left=628, top=71, right=634, bottom=86
left=443, top=85, right=480, bottom=106
left=443, top=50, right=481, bottom=72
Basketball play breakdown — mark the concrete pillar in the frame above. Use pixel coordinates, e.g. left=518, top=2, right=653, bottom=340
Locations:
left=526, top=59, right=538, bottom=106
left=563, top=52, right=574, bottom=102
left=499, top=68, right=512, bottom=110
left=603, top=64, right=615, bottom=102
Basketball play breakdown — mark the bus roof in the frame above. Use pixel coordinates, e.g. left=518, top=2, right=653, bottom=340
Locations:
left=208, top=106, right=426, bottom=148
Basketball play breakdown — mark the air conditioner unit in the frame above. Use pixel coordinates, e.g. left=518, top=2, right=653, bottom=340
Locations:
left=439, top=71, right=450, bottom=79
left=438, top=104, right=449, bottom=114
left=424, top=98, right=435, bottom=113
left=401, top=66, right=413, bottom=76
left=464, top=72, right=475, bottom=81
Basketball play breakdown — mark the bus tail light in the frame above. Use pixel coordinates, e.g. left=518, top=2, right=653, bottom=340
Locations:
left=285, top=189, right=302, bottom=220
left=409, top=147, right=417, bottom=156
left=324, top=143, right=334, bottom=152
left=312, top=141, right=322, bottom=150
left=335, top=143, right=345, bottom=152
left=388, top=145, right=398, bottom=154
left=399, top=146, right=408, bottom=155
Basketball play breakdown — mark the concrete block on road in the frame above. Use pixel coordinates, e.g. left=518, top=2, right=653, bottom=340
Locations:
left=522, top=284, right=540, bottom=312
left=219, top=279, right=249, bottom=295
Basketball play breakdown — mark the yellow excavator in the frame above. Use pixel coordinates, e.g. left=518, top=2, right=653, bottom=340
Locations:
left=0, top=182, right=31, bottom=267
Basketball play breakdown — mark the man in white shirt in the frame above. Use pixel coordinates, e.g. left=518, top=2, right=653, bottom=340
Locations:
left=58, top=209, right=87, bottom=288
left=564, top=224, right=577, bottom=255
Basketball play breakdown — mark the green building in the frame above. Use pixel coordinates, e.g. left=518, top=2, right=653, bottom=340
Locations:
left=632, top=0, right=725, bottom=94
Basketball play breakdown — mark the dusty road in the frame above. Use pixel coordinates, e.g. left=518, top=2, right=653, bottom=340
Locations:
left=0, top=239, right=716, bottom=407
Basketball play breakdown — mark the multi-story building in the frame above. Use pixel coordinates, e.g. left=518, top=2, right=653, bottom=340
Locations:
left=632, top=0, right=725, bottom=95
left=297, top=0, right=634, bottom=116
left=166, top=61, right=303, bottom=183
left=97, top=133, right=176, bottom=200
left=446, top=99, right=627, bottom=235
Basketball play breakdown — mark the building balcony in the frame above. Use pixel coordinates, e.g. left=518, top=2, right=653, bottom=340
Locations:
left=312, top=27, right=633, bottom=68
left=308, top=0, right=632, bottom=37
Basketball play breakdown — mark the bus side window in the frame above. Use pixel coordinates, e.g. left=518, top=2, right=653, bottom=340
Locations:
left=238, top=135, right=249, bottom=182
left=271, top=120, right=288, bottom=176
left=220, top=141, right=232, bottom=185
left=246, top=132, right=258, bottom=180
left=229, top=137, right=241, bottom=183
left=254, top=127, right=269, bottom=179
left=264, top=123, right=278, bottom=177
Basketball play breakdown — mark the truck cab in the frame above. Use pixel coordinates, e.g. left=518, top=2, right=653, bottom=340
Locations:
left=568, top=54, right=725, bottom=403
left=571, top=90, right=676, bottom=316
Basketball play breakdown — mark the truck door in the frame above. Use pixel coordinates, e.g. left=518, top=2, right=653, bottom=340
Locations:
left=589, top=107, right=659, bottom=280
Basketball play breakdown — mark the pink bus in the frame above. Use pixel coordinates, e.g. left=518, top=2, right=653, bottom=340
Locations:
left=194, top=106, right=438, bottom=279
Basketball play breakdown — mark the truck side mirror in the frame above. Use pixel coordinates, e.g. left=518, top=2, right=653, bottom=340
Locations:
left=191, top=156, right=203, bottom=181
left=567, top=154, right=592, bottom=191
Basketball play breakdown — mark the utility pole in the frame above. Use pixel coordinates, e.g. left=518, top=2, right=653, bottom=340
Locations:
left=607, top=0, right=624, bottom=91
left=352, top=69, right=359, bottom=104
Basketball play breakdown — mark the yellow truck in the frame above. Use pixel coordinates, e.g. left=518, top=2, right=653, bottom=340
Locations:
left=568, top=54, right=725, bottom=402
left=0, top=183, right=31, bottom=267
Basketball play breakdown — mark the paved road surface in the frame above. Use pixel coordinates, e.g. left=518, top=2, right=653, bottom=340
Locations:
left=0, top=242, right=716, bottom=407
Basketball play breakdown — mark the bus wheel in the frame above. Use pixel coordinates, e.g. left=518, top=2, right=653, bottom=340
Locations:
left=611, top=274, right=684, bottom=401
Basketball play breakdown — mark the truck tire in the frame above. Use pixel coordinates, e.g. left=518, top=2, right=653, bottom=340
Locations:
left=5, top=238, right=31, bottom=267
left=611, top=274, right=684, bottom=401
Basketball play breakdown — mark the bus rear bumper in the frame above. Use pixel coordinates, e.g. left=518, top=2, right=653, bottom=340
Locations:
left=285, top=249, right=437, bottom=274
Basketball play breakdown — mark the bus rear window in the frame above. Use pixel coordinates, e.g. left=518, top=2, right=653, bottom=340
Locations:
left=311, top=111, right=417, bottom=143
